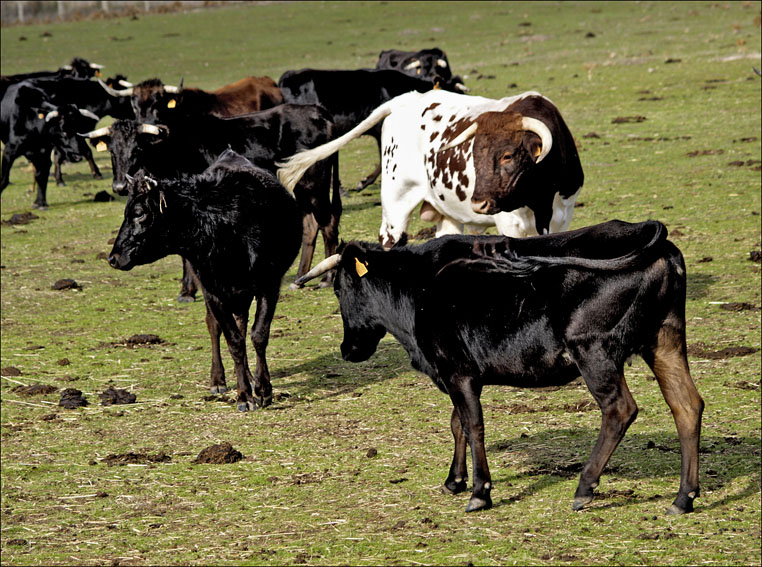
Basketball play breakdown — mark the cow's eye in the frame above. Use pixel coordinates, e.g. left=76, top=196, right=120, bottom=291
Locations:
left=500, top=152, right=513, bottom=165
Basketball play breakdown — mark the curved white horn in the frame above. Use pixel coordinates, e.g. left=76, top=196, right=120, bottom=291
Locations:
left=80, top=125, right=112, bottom=138
left=164, top=85, right=181, bottom=94
left=89, top=62, right=105, bottom=69
left=294, top=254, right=342, bottom=286
left=118, top=79, right=134, bottom=88
left=79, top=109, right=101, bottom=121
left=138, top=123, right=162, bottom=135
left=61, top=65, right=73, bottom=71
left=44, top=110, right=59, bottom=122
left=437, top=58, right=448, bottom=68
left=521, top=116, right=553, bottom=163
left=98, top=78, right=132, bottom=96
left=437, top=122, right=478, bottom=152
left=404, top=59, right=422, bottom=70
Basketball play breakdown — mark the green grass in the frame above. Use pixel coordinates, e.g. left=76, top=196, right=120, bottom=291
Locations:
left=1, top=2, right=761, bottom=565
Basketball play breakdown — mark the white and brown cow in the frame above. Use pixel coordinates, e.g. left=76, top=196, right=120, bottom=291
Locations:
left=278, top=89, right=583, bottom=248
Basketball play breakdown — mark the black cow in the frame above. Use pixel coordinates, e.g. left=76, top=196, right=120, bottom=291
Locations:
left=278, top=68, right=462, bottom=190
left=82, top=103, right=340, bottom=297
left=375, top=47, right=468, bottom=93
left=295, top=220, right=704, bottom=515
left=0, top=57, right=104, bottom=100
left=109, top=151, right=302, bottom=410
left=1, top=83, right=101, bottom=209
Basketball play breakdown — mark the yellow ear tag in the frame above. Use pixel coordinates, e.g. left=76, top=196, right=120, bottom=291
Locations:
left=354, top=257, right=368, bottom=277
left=38, top=113, right=44, bottom=119
left=96, top=141, right=108, bottom=152
left=534, top=145, right=542, bottom=158
left=167, top=99, right=176, bottom=109
left=95, top=70, right=102, bottom=78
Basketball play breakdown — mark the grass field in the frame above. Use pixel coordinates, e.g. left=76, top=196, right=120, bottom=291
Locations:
left=1, top=2, right=761, bottom=565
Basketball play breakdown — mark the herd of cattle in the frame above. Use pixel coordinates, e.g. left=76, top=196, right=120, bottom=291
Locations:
left=0, top=49, right=704, bottom=516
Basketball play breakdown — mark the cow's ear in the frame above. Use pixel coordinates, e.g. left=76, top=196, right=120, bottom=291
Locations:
left=90, top=136, right=110, bottom=152
left=341, top=244, right=370, bottom=279
left=523, top=131, right=543, bottom=162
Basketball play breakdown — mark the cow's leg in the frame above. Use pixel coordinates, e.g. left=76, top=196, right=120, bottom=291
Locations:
left=357, top=162, right=381, bottom=191
left=448, top=377, right=491, bottom=512
left=435, top=215, right=464, bottom=238
left=84, top=147, right=102, bottom=179
left=572, top=355, right=638, bottom=511
left=177, top=257, right=198, bottom=302
left=54, top=150, right=66, bottom=186
left=643, top=324, right=704, bottom=515
left=206, top=297, right=258, bottom=411
left=378, top=184, right=427, bottom=249
left=442, top=407, right=469, bottom=495
left=249, top=287, right=280, bottom=409
left=0, top=145, right=20, bottom=192
left=291, top=213, right=319, bottom=289
left=318, top=155, right=343, bottom=287
left=203, top=299, right=227, bottom=394
left=31, top=152, right=52, bottom=209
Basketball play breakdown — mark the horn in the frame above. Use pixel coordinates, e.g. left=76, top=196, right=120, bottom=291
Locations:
left=294, top=254, right=341, bottom=286
left=138, top=123, right=162, bottom=136
left=61, top=65, right=73, bottom=70
left=164, top=85, right=181, bottom=94
left=437, top=58, right=448, bottom=68
left=80, top=125, right=112, bottom=138
left=521, top=116, right=553, bottom=163
left=78, top=109, right=101, bottom=121
left=98, top=78, right=132, bottom=96
left=437, top=122, right=478, bottom=152
left=404, top=59, right=422, bottom=70
left=118, top=79, right=134, bottom=88
left=44, top=110, right=59, bottom=122
left=89, top=62, right=105, bottom=69
left=455, top=82, right=469, bottom=93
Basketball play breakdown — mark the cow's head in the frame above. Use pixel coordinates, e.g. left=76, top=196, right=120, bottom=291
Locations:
left=97, top=77, right=183, bottom=123
left=292, top=244, right=387, bottom=361
left=439, top=111, right=553, bottom=215
left=44, top=104, right=101, bottom=163
left=61, top=57, right=104, bottom=79
left=81, top=120, right=169, bottom=195
left=108, top=170, right=171, bottom=271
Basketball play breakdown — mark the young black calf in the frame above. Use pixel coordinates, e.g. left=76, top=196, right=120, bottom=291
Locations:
left=296, top=220, right=704, bottom=514
left=108, top=151, right=302, bottom=410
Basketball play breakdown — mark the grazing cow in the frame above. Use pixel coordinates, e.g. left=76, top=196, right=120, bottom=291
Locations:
left=278, top=89, right=583, bottom=247
left=375, top=47, right=468, bottom=93
left=1, top=83, right=101, bottom=209
left=278, top=68, right=464, bottom=190
left=81, top=103, right=340, bottom=296
left=109, top=151, right=302, bottom=410
left=99, top=76, right=284, bottom=124
left=0, top=57, right=104, bottom=99
left=295, top=220, right=704, bottom=515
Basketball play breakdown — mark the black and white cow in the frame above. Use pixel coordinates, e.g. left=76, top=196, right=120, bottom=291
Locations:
left=108, top=151, right=302, bottom=410
left=278, top=68, right=464, bottom=190
left=278, top=89, right=584, bottom=247
left=295, top=219, right=704, bottom=515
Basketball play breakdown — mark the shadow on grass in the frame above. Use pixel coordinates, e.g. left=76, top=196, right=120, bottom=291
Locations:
left=687, top=272, right=718, bottom=300
left=485, top=428, right=761, bottom=512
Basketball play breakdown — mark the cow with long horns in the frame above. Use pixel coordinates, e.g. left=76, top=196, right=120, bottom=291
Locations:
left=294, top=220, right=704, bottom=515
left=375, top=47, right=468, bottom=93
left=278, top=89, right=583, bottom=247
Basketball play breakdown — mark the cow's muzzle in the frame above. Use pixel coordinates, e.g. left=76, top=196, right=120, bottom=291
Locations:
left=108, top=252, right=132, bottom=270
left=471, top=199, right=499, bottom=215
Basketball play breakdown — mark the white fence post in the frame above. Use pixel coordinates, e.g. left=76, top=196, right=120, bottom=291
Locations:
left=102, top=1, right=109, bottom=13
left=57, top=0, right=65, bottom=19
left=17, top=0, right=24, bottom=24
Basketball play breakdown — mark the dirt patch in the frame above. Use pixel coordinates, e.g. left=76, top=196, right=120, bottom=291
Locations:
left=412, top=226, right=436, bottom=240
left=612, top=116, right=646, bottom=124
left=2, top=212, right=39, bottom=226
left=686, top=149, right=724, bottom=157
left=688, top=342, right=758, bottom=360
left=93, top=191, right=115, bottom=202
left=719, top=302, right=758, bottom=312
left=723, top=380, right=760, bottom=391
left=102, top=452, right=172, bottom=466
left=51, top=279, right=82, bottom=291
left=11, top=383, right=58, bottom=396
left=105, top=334, right=168, bottom=348
left=749, top=250, right=761, bottom=263
left=59, top=388, right=88, bottom=409
left=99, top=386, right=136, bottom=406
left=192, top=442, right=244, bottom=464
left=2, top=366, right=23, bottom=376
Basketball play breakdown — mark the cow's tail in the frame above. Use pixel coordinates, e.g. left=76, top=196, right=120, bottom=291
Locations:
left=277, top=103, right=394, bottom=192
left=441, top=220, right=669, bottom=277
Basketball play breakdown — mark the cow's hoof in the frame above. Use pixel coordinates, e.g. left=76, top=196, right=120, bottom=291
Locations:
left=318, top=280, right=333, bottom=288
left=237, top=400, right=257, bottom=412
left=56, top=181, right=66, bottom=187
left=210, top=385, right=227, bottom=394
left=177, top=294, right=195, bottom=303
left=572, top=495, right=593, bottom=511
left=666, top=493, right=695, bottom=515
left=288, top=282, right=302, bottom=291
left=256, top=394, right=273, bottom=408
left=442, top=479, right=468, bottom=495
left=465, top=496, right=492, bottom=513
left=94, top=173, right=103, bottom=180
left=32, top=203, right=49, bottom=211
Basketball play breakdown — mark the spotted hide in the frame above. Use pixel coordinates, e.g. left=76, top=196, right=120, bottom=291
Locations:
left=277, top=90, right=584, bottom=248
